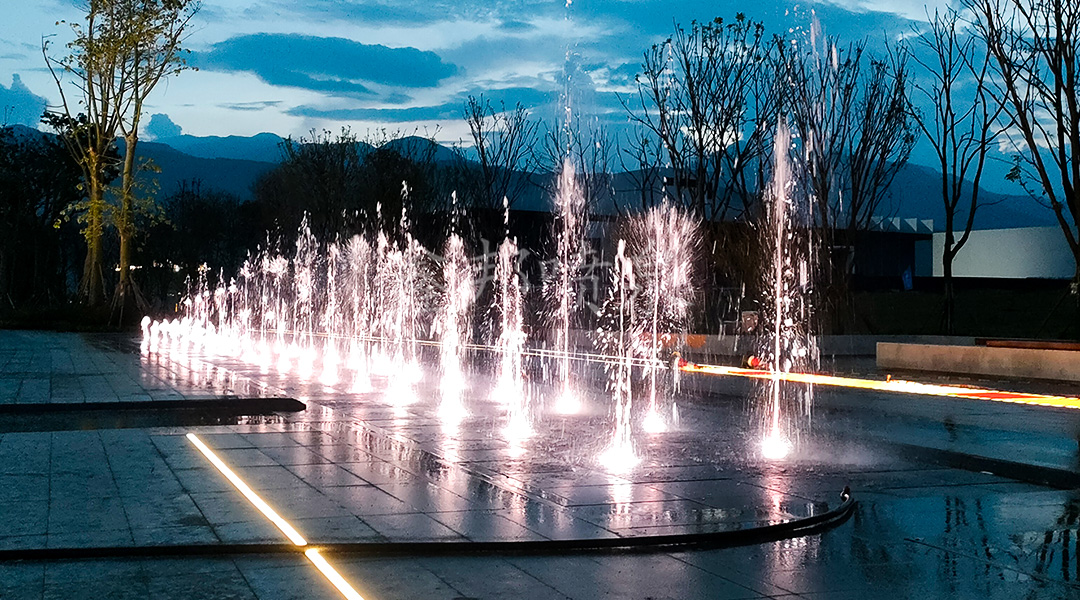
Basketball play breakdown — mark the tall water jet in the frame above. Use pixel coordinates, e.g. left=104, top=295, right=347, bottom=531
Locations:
left=320, top=242, right=344, bottom=387
left=369, top=197, right=425, bottom=408
left=629, top=201, right=699, bottom=433
left=344, top=235, right=373, bottom=393
left=494, top=235, right=530, bottom=438
left=437, top=220, right=474, bottom=425
left=550, top=157, right=587, bottom=414
left=265, top=254, right=290, bottom=373
left=598, top=239, right=638, bottom=471
left=492, top=196, right=531, bottom=438
left=292, top=220, right=319, bottom=380
left=759, top=119, right=817, bottom=459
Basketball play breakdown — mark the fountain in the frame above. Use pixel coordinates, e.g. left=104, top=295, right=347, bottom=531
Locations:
left=493, top=226, right=531, bottom=439
left=344, top=234, right=374, bottom=393
left=549, top=157, right=587, bottom=414
left=629, top=200, right=699, bottom=433
left=758, top=118, right=818, bottom=459
left=437, top=200, right=473, bottom=424
left=143, top=150, right=736, bottom=475
left=596, top=239, right=639, bottom=471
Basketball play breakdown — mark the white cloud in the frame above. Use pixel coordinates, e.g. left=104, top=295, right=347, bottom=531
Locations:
left=820, top=0, right=954, bottom=23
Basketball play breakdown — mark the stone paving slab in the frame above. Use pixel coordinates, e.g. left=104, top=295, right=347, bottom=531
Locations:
left=4, top=331, right=1080, bottom=599
left=0, top=331, right=268, bottom=406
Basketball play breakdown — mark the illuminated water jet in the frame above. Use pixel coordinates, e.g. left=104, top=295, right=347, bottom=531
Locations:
left=437, top=226, right=473, bottom=421
left=598, top=239, right=637, bottom=470
left=758, top=118, right=816, bottom=459
left=550, top=156, right=587, bottom=416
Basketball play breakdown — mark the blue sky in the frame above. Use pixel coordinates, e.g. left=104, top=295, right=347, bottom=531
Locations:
left=5, top=0, right=1023, bottom=192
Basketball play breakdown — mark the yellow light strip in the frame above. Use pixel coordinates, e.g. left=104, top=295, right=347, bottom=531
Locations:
left=680, top=363, right=1080, bottom=410
left=186, top=432, right=308, bottom=546
left=186, top=433, right=368, bottom=600
left=305, top=549, right=367, bottom=600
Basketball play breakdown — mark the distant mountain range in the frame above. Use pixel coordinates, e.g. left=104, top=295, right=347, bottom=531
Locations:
left=873, top=161, right=1057, bottom=231
left=154, top=132, right=285, bottom=163
left=3, top=125, right=1058, bottom=231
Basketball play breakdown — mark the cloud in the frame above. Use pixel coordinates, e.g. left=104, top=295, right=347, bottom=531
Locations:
left=600, top=62, right=644, bottom=88
left=287, top=103, right=462, bottom=122
left=0, top=74, right=46, bottom=127
left=818, top=0, right=950, bottom=23
left=265, top=0, right=446, bottom=26
left=144, top=113, right=182, bottom=139
left=287, top=86, right=558, bottom=123
left=262, top=0, right=517, bottom=27
left=461, top=87, right=557, bottom=110
left=499, top=20, right=537, bottom=32
left=383, top=92, right=413, bottom=105
left=195, top=33, right=460, bottom=98
left=218, top=100, right=283, bottom=112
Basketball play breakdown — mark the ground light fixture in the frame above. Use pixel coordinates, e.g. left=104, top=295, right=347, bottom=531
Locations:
left=186, top=432, right=367, bottom=600
left=679, top=361, right=1080, bottom=410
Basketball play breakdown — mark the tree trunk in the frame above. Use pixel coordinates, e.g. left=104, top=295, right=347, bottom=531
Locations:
left=111, top=133, right=146, bottom=326
left=942, top=252, right=955, bottom=335
left=79, top=177, right=106, bottom=307
left=1072, top=261, right=1080, bottom=341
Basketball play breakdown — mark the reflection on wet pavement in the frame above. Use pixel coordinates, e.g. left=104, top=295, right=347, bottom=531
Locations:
left=3, top=330, right=1080, bottom=598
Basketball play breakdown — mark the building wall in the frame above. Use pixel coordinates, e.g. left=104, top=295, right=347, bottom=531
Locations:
left=932, top=226, right=1074, bottom=279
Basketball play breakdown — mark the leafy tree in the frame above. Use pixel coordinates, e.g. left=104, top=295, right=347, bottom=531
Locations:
left=252, top=129, right=444, bottom=250
left=141, top=179, right=258, bottom=303
left=0, top=127, right=86, bottom=308
left=43, top=0, right=198, bottom=317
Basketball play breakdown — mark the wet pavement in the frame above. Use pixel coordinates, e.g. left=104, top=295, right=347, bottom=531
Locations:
left=1, top=329, right=1080, bottom=598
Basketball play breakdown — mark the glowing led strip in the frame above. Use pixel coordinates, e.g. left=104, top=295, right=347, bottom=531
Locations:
left=680, top=363, right=1080, bottom=410
left=185, top=433, right=367, bottom=600
left=186, top=432, right=308, bottom=545
left=305, top=549, right=366, bottom=600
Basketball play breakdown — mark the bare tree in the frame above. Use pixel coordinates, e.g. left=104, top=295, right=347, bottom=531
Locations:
left=626, top=14, right=771, bottom=221
left=780, top=26, right=917, bottom=332
left=908, top=8, right=1006, bottom=333
left=616, top=126, right=665, bottom=214
left=966, top=0, right=1080, bottom=287
left=845, top=51, right=918, bottom=234
left=541, top=116, right=615, bottom=213
left=782, top=31, right=916, bottom=240
left=461, top=95, right=539, bottom=211
left=780, top=33, right=862, bottom=238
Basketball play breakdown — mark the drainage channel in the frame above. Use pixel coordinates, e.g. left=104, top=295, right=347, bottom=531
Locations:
left=0, top=397, right=305, bottom=432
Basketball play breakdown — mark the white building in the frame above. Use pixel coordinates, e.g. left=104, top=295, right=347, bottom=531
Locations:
left=931, top=226, right=1075, bottom=279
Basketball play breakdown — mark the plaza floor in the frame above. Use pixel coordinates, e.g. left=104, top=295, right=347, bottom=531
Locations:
left=1, top=329, right=1079, bottom=599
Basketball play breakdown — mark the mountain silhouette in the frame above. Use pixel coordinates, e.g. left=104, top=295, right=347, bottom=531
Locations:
left=4, top=125, right=1058, bottom=231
